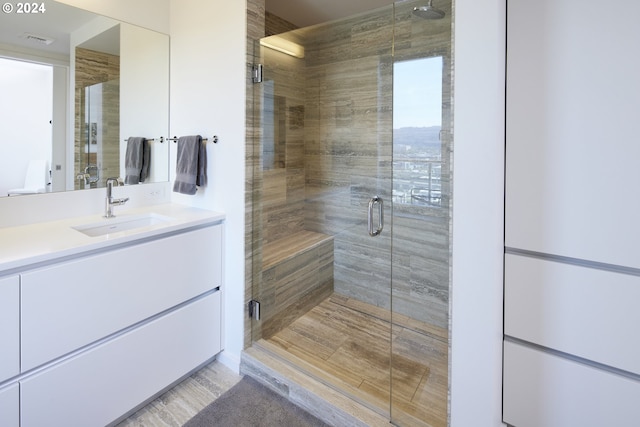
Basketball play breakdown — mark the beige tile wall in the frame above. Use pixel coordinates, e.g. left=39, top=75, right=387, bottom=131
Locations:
left=74, top=47, right=120, bottom=190
left=245, top=0, right=453, bottom=347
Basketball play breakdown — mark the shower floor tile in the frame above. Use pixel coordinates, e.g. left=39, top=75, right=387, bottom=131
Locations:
left=262, top=293, right=448, bottom=427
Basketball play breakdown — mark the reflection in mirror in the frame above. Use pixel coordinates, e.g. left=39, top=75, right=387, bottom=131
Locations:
left=0, top=58, right=53, bottom=196
left=77, top=79, right=119, bottom=189
left=0, top=0, right=169, bottom=197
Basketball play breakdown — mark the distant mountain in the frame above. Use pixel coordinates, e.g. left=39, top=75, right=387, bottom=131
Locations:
left=393, top=126, right=441, bottom=154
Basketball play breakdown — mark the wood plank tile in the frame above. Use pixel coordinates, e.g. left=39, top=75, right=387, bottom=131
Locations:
left=265, top=293, right=448, bottom=424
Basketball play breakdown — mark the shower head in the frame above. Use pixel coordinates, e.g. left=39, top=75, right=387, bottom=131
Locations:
left=413, top=0, right=445, bottom=20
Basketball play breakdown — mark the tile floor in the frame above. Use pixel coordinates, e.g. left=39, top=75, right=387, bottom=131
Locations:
left=263, top=293, right=448, bottom=427
left=115, top=360, right=241, bottom=427
left=115, top=293, right=447, bottom=427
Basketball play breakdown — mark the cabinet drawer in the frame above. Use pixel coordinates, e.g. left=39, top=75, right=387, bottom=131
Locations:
left=505, top=254, right=640, bottom=374
left=21, top=291, right=221, bottom=427
left=0, top=276, right=19, bottom=381
left=504, top=341, right=640, bottom=427
left=21, top=225, right=221, bottom=371
left=0, top=383, right=19, bottom=427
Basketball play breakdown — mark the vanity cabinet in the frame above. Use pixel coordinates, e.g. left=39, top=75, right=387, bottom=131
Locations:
left=21, top=292, right=220, bottom=427
left=0, top=276, right=19, bottom=382
left=0, top=219, right=223, bottom=427
left=21, top=225, right=222, bottom=371
left=0, top=275, right=19, bottom=427
left=0, top=384, right=19, bottom=427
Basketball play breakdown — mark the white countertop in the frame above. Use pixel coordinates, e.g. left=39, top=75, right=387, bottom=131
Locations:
left=0, top=203, right=225, bottom=273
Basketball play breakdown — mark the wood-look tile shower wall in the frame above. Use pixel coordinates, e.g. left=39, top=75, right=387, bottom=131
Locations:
left=389, top=3, right=452, bottom=329
left=304, top=5, right=451, bottom=329
left=255, top=1, right=452, bottom=331
left=74, top=47, right=120, bottom=189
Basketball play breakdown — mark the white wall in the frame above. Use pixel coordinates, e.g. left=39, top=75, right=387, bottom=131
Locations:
left=0, top=58, right=53, bottom=196
left=119, top=23, right=170, bottom=183
left=0, top=182, right=170, bottom=227
left=168, top=0, right=247, bottom=371
left=53, top=0, right=170, bottom=34
left=450, top=0, right=506, bottom=425
left=0, top=41, right=71, bottom=196
left=51, top=65, right=69, bottom=193
left=505, top=0, right=640, bottom=268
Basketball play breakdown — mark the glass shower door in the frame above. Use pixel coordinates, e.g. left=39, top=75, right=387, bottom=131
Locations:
left=250, top=4, right=395, bottom=416
left=75, top=79, right=120, bottom=189
left=390, top=1, right=452, bottom=426
left=251, top=1, right=452, bottom=425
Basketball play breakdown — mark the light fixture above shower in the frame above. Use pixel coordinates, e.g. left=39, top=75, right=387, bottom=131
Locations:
left=260, top=35, right=305, bottom=58
left=412, top=0, right=445, bottom=19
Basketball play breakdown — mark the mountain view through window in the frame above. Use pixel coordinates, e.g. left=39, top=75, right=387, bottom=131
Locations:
left=393, top=56, right=443, bottom=207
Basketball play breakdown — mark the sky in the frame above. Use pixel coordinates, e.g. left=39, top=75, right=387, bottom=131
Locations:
left=393, top=56, right=443, bottom=129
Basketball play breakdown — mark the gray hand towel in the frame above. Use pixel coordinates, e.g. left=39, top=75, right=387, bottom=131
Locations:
left=140, top=139, right=151, bottom=182
left=125, top=137, right=150, bottom=184
left=173, top=135, right=207, bottom=195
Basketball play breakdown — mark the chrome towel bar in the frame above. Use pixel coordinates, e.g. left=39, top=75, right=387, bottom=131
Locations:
left=167, top=136, right=218, bottom=144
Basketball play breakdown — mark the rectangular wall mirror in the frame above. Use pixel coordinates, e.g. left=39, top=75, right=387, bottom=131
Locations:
left=0, top=0, right=169, bottom=197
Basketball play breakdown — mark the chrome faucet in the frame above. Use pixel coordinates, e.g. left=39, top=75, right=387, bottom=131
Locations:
left=104, top=178, right=129, bottom=218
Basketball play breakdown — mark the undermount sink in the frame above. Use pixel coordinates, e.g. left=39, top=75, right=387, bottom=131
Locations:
left=72, top=213, right=174, bottom=237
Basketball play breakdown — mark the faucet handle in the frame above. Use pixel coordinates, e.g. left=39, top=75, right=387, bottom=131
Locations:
left=106, top=177, right=124, bottom=187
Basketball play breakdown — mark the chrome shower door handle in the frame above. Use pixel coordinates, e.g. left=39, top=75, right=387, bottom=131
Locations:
left=368, top=196, right=384, bottom=237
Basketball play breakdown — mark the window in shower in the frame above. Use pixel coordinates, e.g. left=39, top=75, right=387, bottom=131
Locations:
left=393, top=56, right=443, bottom=207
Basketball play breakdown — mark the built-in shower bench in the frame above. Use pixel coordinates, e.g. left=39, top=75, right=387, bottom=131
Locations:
left=262, top=230, right=332, bottom=270
left=259, top=230, right=334, bottom=338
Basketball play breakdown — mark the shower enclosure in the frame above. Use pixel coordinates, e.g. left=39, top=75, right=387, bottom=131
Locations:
left=250, top=1, right=452, bottom=425
left=74, top=46, right=120, bottom=191
left=75, top=80, right=120, bottom=189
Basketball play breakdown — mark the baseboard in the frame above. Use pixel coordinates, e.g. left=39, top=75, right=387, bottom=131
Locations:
left=216, top=349, right=241, bottom=374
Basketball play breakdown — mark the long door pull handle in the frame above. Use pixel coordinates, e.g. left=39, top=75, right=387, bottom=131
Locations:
left=368, top=196, right=384, bottom=237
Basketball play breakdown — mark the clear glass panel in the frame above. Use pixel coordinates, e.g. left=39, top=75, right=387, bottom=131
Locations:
left=391, top=1, right=452, bottom=425
left=75, top=79, right=120, bottom=189
left=251, top=5, right=395, bottom=416
left=393, top=56, right=443, bottom=207
left=251, top=1, right=452, bottom=425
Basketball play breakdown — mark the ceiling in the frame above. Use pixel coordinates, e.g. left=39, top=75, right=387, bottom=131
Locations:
left=1, top=0, right=402, bottom=57
left=0, top=1, right=99, bottom=56
left=266, top=0, right=396, bottom=28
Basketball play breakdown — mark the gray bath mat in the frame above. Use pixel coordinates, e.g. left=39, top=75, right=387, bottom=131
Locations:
left=183, top=376, right=330, bottom=427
